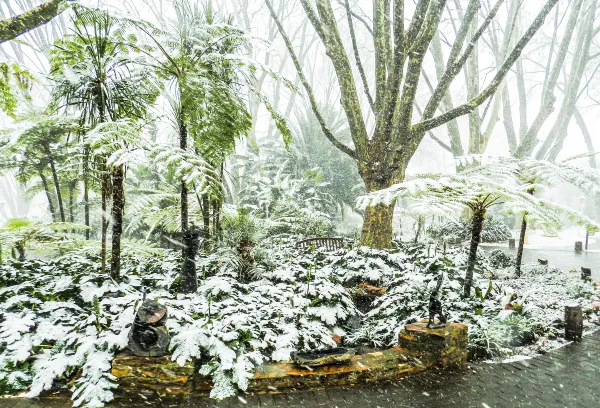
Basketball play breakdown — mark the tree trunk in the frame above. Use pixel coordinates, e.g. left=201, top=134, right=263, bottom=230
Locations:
left=110, top=164, right=125, bottom=280
left=212, top=199, right=222, bottom=243
left=515, top=215, right=527, bottom=277
left=361, top=202, right=395, bottom=248
left=202, top=194, right=210, bottom=250
left=0, top=0, right=67, bottom=44
left=463, top=207, right=486, bottom=297
left=414, top=215, right=424, bottom=243
left=39, top=170, right=56, bottom=222
left=100, top=160, right=110, bottom=275
left=178, top=104, right=197, bottom=294
left=68, top=180, right=75, bottom=223
left=16, top=242, right=26, bottom=261
left=47, top=151, right=65, bottom=222
left=83, top=147, right=90, bottom=240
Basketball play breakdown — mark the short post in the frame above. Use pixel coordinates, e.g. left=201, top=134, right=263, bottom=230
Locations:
left=581, top=267, right=592, bottom=281
left=575, top=241, right=583, bottom=253
left=564, top=306, right=583, bottom=341
left=508, top=238, right=515, bottom=249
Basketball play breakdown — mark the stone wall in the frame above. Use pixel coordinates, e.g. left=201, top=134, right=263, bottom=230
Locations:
left=111, top=320, right=468, bottom=398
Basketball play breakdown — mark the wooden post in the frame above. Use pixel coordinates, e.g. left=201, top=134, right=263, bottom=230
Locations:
left=508, top=238, right=515, bottom=249
left=581, top=267, right=591, bottom=281
left=564, top=306, right=583, bottom=341
left=575, top=241, right=583, bottom=253
left=585, top=231, right=589, bottom=250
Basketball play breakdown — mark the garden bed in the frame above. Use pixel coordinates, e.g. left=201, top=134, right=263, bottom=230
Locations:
left=110, top=321, right=467, bottom=398
left=0, top=239, right=598, bottom=406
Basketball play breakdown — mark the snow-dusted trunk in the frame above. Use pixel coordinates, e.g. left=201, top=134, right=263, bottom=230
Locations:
left=39, top=170, right=56, bottom=222
left=515, top=215, right=527, bottom=277
left=414, top=215, right=424, bottom=243
left=464, top=206, right=486, bottom=297
left=110, top=164, right=125, bottom=280
left=100, top=157, right=110, bottom=275
left=178, top=107, right=197, bottom=294
left=68, top=180, right=75, bottom=223
left=202, top=193, right=210, bottom=249
left=83, top=147, right=90, bottom=240
left=46, top=149, right=65, bottom=222
left=16, top=242, right=26, bottom=261
left=361, top=202, right=395, bottom=249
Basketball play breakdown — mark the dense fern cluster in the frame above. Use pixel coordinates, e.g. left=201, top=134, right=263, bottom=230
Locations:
left=0, top=238, right=598, bottom=405
left=0, top=245, right=355, bottom=404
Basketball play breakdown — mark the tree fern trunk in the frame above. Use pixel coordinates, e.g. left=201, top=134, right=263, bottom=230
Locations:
left=212, top=199, right=222, bottom=243
left=83, top=147, right=90, bottom=240
left=202, top=194, right=210, bottom=250
left=68, top=180, right=75, bottom=223
left=515, top=215, right=527, bottom=277
left=47, top=150, right=65, bottom=222
left=100, top=158, right=110, bottom=275
left=178, top=103, right=197, bottom=294
left=464, top=207, right=486, bottom=297
left=16, top=242, right=25, bottom=261
left=110, top=164, right=124, bottom=280
left=414, top=215, right=424, bottom=243
left=39, top=170, right=57, bottom=222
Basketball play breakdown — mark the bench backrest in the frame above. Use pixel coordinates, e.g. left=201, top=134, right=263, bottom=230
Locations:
left=295, top=237, right=345, bottom=251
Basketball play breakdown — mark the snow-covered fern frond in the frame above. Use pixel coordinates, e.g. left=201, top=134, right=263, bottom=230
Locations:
left=87, top=119, right=149, bottom=167
left=149, top=145, right=223, bottom=200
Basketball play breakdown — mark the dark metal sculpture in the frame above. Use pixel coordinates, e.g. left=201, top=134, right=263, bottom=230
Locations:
left=427, top=273, right=447, bottom=328
left=128, top=291, right=170, bottom=357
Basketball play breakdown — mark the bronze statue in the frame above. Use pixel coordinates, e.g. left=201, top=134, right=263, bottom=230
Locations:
left=128, top=290, right=170, bottom=356
left=427, top=273, right=447, bottom=328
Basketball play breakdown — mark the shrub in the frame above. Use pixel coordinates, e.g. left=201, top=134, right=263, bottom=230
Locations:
left=427, top=215, right=511, bottom=244
left=488, top=249, right=515, bottom=269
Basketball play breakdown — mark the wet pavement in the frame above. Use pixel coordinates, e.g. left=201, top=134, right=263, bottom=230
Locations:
left=483, top=245, right=600, bottom=281
left=6, top=330, right=599, bottom=408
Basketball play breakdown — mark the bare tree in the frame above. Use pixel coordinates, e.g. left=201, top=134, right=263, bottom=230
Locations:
left=265, top=0, right=559, bottom=248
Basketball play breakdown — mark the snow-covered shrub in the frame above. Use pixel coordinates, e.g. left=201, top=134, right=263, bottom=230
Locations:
left=470, top=315, right=540, bottom=357
left=0, top=242, right=356, bottom=403
left=520, top=262, right=560, bottom=276
left=221, top=210, right=260, bottom=247
left=427, top=215, right=511, bottom=244
left=488, top=249, right=515, bottom=269
left=348, top=244, right=485, bottom=347
left=264, top=201, right=335, bottom=238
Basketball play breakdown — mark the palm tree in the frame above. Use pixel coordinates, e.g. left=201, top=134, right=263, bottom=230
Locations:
left=50, top=5, right=156, bottom=278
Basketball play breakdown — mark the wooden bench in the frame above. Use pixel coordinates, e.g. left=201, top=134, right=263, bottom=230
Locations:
left=295, top=237, right=345, bottom=251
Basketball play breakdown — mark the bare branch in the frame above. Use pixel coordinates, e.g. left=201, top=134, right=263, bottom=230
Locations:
left=264, top=0, right=357, bottom=159
left=413, top=0, right=559, bottom=135
left=344, top=0, right=374, bottom=110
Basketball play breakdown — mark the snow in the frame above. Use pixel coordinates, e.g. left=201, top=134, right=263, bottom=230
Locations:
left=0, top=239, right=598, bottom=404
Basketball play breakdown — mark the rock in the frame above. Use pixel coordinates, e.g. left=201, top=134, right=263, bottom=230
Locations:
left=111, top=351, right=194, bottom=397
left=290, top=347, right=356, bottom=366
left=398, top=320, right=468, bottom=367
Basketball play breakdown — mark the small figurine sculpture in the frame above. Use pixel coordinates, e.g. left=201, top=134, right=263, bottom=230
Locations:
left=128, top=290, right=170, bottom=357
left=427, top=273, right=447, bottom=328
